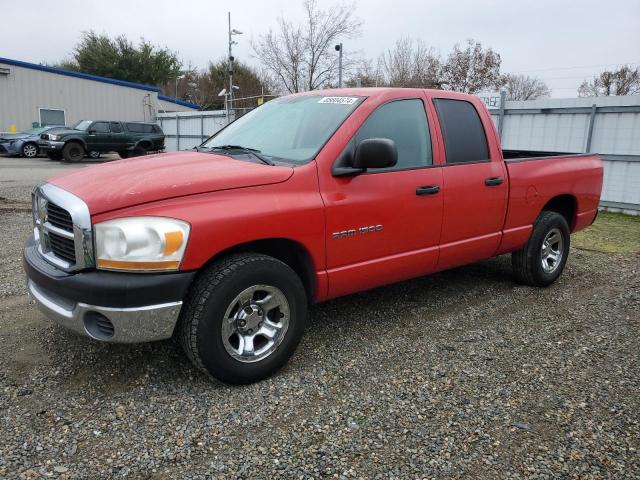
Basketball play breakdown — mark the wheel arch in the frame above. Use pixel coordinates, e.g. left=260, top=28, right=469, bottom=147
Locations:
left=199, top=238, right=317, bottom=303
left=136, top=139, right=153, bottom=150
left=541, top=194, right=577, bottom=231
left=63, top=137, right=88, bottom=151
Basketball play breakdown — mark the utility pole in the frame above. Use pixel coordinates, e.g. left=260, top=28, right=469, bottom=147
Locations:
left=335, top=43, right=343, bottom=88
left=228, top=12, right=233, bottom=120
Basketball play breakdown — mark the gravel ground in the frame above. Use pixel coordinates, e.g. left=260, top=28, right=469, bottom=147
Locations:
left=1, top=156, right=639, bottom=479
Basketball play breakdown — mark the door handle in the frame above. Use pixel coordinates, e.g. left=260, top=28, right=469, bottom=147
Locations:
left=416, top=185, right=440, bottom=196
left=484, top=176, right=503, bottom=186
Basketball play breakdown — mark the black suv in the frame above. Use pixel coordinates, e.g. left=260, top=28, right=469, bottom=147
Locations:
left=39, top=120, right=165, bottom=162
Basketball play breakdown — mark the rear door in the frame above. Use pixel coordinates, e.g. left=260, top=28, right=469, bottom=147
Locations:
left=108, top=122, right=125, bottom=150
left=322, top=97, right=444, bottom=298
left=432, top=97, right=508, bottom=270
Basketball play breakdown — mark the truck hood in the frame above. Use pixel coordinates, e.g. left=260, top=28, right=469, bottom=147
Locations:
left=49, top=151, right=294, bottom=215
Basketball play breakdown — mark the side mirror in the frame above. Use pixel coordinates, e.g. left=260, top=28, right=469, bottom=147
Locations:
left=331, top=137, right=398, bottom=177
left=352, top=138, right=397, bottom=170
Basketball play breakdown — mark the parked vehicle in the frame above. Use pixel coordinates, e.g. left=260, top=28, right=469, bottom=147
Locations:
left=23, top=88, right=603, bottom=384
left=38, top=120, right=165, bottom=162
left=0, top=126, right=65, bottom=157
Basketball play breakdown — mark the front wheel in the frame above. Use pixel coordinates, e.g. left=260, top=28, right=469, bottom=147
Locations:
left=46, top=151, right=63, bottom=161
left=179, top=253, right=307, bottom=384
left=512, top=211, right=570, bottom=287
left=61, top=142, right=85, bottom=163
left=21, top=143, right=39, bottom=158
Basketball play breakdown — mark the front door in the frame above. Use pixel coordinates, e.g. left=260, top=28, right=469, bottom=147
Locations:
left=322, top=98, right=444, bottom=299
left=88, top=121, right=111, bottom=152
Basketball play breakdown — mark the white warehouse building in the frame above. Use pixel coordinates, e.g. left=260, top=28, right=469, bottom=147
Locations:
left=0, top=57, right=198, bottom=132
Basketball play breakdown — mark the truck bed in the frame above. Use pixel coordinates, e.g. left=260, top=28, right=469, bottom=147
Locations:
left=503, top=149, right=585, bottom=161
left=499, top=151, right=603, bottom=255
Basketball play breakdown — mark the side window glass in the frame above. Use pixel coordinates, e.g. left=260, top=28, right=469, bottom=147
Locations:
left=110, top=122, right=123, bottom=133
left=91, top=122, right=110, bottom=133
left=355, top=99, right=431, bottom=170
left=433, top=99, right=489, bottom=164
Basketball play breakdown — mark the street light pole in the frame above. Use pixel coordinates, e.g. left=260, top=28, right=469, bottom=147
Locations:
left=228, top=12, right=233, bottom=117
left=227, top=12, right=243, bottom=124
left=335, top=43, right=343, bottom=88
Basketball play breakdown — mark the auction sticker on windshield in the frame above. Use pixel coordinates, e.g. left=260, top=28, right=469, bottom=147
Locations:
left=318, top=97, right=360, bottom=105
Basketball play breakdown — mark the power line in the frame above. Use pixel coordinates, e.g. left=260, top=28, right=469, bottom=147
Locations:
left=512, top=61, right=640, bottom=74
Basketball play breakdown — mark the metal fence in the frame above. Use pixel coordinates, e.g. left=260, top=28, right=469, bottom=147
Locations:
left=488, top=94, right=640, bottom=215
left=157, top=110, right=231, bottom=151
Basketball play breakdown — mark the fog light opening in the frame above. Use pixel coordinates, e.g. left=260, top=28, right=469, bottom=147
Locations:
left=83, top=311, right=115, bottom=340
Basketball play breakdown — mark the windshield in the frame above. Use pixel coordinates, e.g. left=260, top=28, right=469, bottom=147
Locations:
left=25, top=127, right=47, bottom=135
left=72, top=120, right=93, bottom=131
left=201, top=95, right=364, bottom=162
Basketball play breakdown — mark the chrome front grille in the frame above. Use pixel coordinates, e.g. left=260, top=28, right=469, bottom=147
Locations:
left=48, top=231, right=76, bottom=263
left=32, top=183, right=94, bottom=272
left=46, top=202, right=73, bottom=231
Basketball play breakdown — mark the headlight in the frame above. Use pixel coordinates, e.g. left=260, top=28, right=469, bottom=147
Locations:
left=94, top=217, right=190, bottom=272
left=49, top=134, right=59, bottom=141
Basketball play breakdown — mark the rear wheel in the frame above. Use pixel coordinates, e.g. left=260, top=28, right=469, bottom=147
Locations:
left=512, top=211, right=570, bottom=287
left=131, top=144, right=147, bottom=157
left=61, top=142, right=85, bottom=163
left=21, top=143, right=39, bottom=158
left=179, top=253, right=307, bottom=384
left=46, top=151, right=63, bottom=161
left=117, top=151, right=130, bottom=159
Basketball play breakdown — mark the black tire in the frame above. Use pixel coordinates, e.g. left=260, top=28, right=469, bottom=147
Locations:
left=179, top=253, right=308, bottom=384
left=61, top=142, right=85, bottom=163
left=512, top=211, right=570, bottom=287
left=46, top=151, right=63, bottom=161
left=131, top=144, right=147, bottom=157
left=117, top=151, right=130, bottom=159
left=21, top=142, right=39, bottom=158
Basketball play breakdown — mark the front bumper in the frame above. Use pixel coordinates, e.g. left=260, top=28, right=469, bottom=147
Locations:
left=23, top=235, right=196, bottom=343
left=0, top=141, right=20, bottom=155
left=38, top=140, right=65, bottom=152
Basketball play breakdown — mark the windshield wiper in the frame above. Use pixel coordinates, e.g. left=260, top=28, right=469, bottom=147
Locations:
left=208, top=144, right=275, bottom=166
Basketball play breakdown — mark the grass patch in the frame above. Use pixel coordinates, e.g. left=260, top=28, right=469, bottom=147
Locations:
left=573, top=211, right=640, bottom=254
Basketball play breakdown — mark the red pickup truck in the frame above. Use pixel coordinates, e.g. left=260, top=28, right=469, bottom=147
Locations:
left=24, top=88, right=603, bottom=384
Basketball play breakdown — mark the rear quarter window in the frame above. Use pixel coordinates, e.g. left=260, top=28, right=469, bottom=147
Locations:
left=126, top=123, right=155, bottom=133
left=433, top=98, right=489, bottom=164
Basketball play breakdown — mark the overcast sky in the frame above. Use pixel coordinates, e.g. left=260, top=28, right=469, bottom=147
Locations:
left=2, top=0, right=639, bottom=97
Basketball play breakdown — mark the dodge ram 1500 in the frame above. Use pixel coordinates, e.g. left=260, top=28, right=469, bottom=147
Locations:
left=23, top=88, right=603, bottom=384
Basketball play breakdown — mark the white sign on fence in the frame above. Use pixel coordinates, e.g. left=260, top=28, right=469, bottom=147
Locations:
left=476, top=91, right=502, bottom=110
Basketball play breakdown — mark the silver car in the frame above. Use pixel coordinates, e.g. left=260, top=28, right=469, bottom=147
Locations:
left=0, top=126, right=65, bottom=158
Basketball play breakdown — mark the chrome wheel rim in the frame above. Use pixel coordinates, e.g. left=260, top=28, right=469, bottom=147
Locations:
left=221, top=285, right=290, bottom=363
left=23, top=144, right=37, bottom=157
left=541, top=227, right=564, bottom=273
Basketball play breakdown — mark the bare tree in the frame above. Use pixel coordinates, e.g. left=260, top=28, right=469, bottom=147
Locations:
left=346, top=58, right=383, bottom=87
left=503, top=73, right=551, bottom=100
left=440, top=39, right=503, bottom=93
left=253, top=0, right=362, bottom=93
left=163, top=59, right=270, bottom=110
left=380, top=38, right=441, bottom=88
left=578, top=65, right=640, bottom=97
